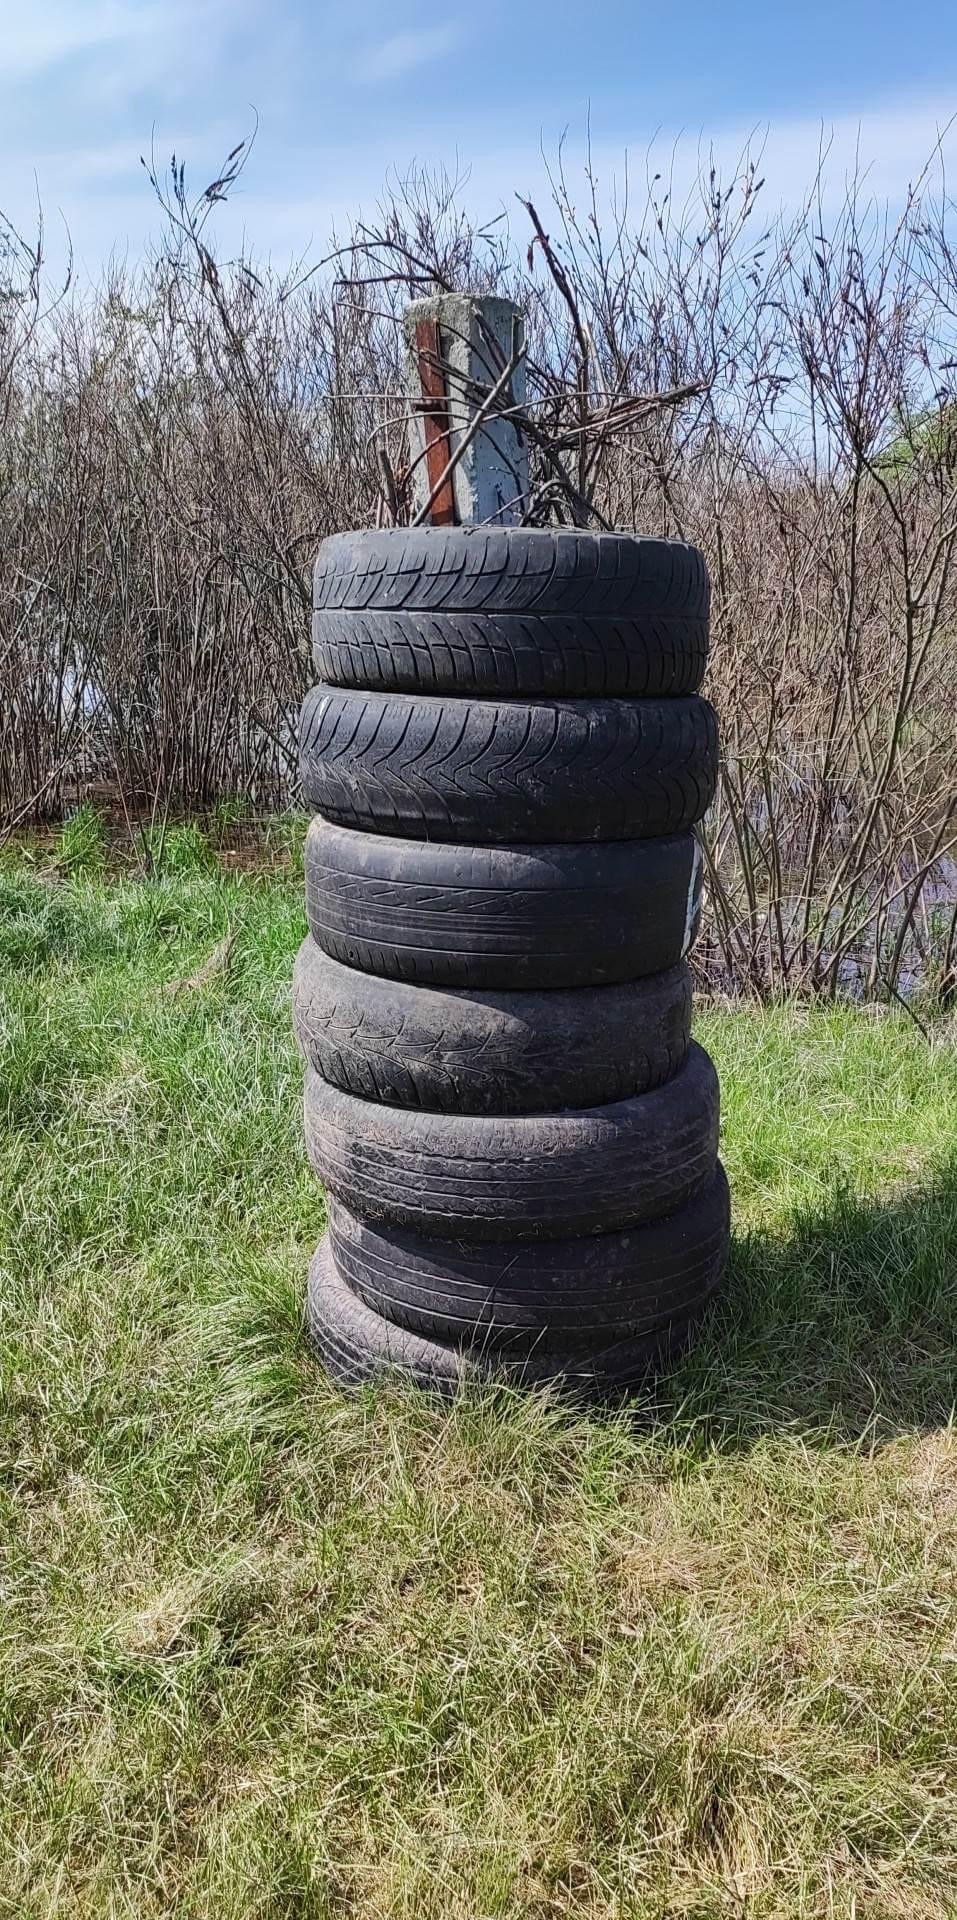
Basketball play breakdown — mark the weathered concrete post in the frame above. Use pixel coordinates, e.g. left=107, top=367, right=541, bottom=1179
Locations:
left=402, top=294, right=529, bottom=527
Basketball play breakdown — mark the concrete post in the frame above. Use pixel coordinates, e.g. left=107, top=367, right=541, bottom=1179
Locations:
left=403, top=293, right=529, bottom=527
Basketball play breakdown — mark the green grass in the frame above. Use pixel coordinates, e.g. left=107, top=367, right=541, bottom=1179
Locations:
left=2, top=832, right=957, bottom=1919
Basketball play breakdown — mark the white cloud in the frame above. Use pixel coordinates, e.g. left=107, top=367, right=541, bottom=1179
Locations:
left=0, top=0, right=248, bottom=108
left=697, top=95, right=957, bottom=211
left=3, top=60, right=955, bottom=286
left=1, top=2, right=182, bottom=80
left=360, top=24, right=464, bottom=83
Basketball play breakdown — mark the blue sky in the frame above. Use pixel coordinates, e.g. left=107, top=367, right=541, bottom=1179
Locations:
left=2, top=0, right=957, bottom=280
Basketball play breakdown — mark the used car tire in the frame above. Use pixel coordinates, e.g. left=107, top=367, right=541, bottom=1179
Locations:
left=303, top=1042, right=719, bottom=1242
left=313, top=607, right=708, bottom=700
left=311, top=527, right=709, bottom=697
left=304, top=818, right=703, bottom=989
left=307, top=1235, right=716, bottom=1399
left=312, top=528, right=708, bottom=617
left=299, top=685, right=718, bottom=843
left=292, top=938, right=692, bottom=1114
left=327, top=1162, right=730, bottom=1348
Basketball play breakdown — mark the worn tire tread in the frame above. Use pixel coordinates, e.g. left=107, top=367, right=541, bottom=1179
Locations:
left=328, top=1164, right=729, bottom=1347
left=307, top=1237, right=715, bottom=1398
left=312, top=528, right=709, bottom=617
left=303, top=1043, right=719, bottom=1241
left=300, top=685, right=717, bottom=842
left=312, top=608, right=709, bottom=699
left=304, top=818, right=703, bottom=990
left=292, top=939, right=692, bottom=1113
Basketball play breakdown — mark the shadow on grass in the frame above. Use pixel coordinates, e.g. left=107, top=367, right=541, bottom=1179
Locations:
left=208, top=1170, right=957, bottom=1456
left=669, top=1162, right=957, bottom=1446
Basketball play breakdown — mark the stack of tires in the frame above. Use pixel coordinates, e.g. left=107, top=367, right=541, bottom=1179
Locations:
left=294, top=527, right=729, bottom=1400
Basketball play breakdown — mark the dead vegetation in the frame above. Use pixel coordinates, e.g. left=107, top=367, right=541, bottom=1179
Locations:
left=2, top=134, right=957, bottom=993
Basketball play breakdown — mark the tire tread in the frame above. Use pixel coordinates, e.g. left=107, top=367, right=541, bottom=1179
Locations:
left=300, top=685, right=718, bottom=842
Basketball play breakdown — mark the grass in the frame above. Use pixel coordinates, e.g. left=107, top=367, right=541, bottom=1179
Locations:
left=2, top=827, right=957, bottom=1919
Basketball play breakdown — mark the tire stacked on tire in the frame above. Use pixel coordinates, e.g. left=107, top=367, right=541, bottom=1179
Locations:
left=294, top=527, right=728, bottom=1400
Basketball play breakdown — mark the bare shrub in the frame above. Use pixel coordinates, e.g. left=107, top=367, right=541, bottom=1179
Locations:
left=2, top=135, right=956, bottom=997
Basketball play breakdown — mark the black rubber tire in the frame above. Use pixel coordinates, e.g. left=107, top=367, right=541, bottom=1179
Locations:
left=304, top=818, right=703, bottom=990
left=311, top=528, right=709, bottom=698
left=291, top=938, right=692, bottom=1114
left=299, top=686, right=718, bottom=844
left=312, top=608, right=708, bottom=699
left=303, top=1042, right=719, bottom=1242
left=307, top=1236, right=715, bottom=1400
left=313, top=528, right=709, bottom=617
left=327, top=1163, right=730, bottom=1350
